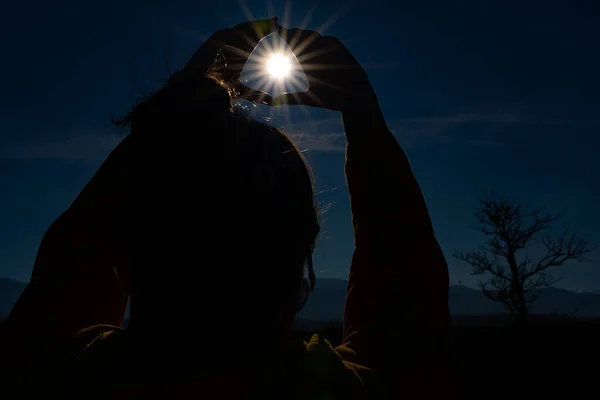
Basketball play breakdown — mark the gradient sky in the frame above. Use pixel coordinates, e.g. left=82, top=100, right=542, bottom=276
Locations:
left=1, top=0, right=598, bottom=289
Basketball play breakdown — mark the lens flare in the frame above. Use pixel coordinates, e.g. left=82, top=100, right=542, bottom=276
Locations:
left=266, top=53, right=291, bottom=80
left=239, top=31, right=309, bottom=98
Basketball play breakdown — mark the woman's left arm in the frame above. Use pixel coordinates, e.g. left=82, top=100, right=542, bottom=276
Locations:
left=0, top=134, right=136, bottom=352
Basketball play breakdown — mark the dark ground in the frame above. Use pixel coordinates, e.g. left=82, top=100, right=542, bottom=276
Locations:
left=2, top=315, right=599, bottom=398
left=293, top=316, right=600, bottom=399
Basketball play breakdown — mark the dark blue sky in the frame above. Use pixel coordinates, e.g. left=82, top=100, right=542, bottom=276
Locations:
left=1, top=0, right=598, bottom=289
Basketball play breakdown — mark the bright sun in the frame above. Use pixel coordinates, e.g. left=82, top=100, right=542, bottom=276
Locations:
left=266, top=53, right=291, bottom=80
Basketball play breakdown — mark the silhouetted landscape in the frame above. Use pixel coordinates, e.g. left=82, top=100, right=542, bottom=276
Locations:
left=5, top=277, right=600, bottom=323
left=2, top=276, right=600, bottom=398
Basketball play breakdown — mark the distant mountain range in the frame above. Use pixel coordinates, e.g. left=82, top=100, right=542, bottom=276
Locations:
left=299, top=279, right=600, bottom=320
left=3, top=277, right=600, bottom=323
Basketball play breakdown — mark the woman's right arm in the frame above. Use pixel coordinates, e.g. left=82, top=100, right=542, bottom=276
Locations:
left=271, top=26, right=456, bottom=398
left=339, top=100, right=455, bottom=398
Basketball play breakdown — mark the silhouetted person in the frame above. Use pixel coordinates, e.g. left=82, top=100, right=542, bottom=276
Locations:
left=0, top=19, right=456, bottom=399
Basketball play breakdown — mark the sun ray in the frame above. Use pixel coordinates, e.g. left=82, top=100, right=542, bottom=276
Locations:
left=292, top=41, right=343, bottom=64
left=267, top=0, right=275, bottom=18
left=283, top=74, right=304, bottom=92
left=237, top=31, right=265, bottom=54
left=283, top=29, right=321, bottom=58
left=297, top=61, right=352, bottom=71
left=294, top=72, right=342, bottom=91
left=297, top=90, right=323, bottom=106
left=220, top=43, right=251, bottom=59
left=282, top=100, right=292, bottom=129
left=254, top=75, right=275, bottom=91
left=282, top=0, right=293, bottom=31
left=298, top=8, right=315, bottom=29
left=271, top=34, right=284, bottom=54
left=238, top=0, right=256, bottom=22
left=262, top=34, right=276, bottom=54
left=315, top=8, right=348, bottom=35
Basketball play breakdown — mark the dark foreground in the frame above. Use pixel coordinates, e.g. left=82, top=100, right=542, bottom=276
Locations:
left=293, top=317, right=600, bottom=399
left=1, top=316, right=598, bottom=398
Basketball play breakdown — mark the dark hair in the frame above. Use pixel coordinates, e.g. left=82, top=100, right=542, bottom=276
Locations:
left=114, top=71, right=319, bottom=323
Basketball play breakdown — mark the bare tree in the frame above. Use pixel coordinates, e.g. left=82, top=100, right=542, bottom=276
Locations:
left=454, top=190, right=593, bottom=323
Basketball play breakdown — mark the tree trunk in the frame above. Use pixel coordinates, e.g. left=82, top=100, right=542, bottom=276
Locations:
left=507, top=250, right=528, bottom=324
left=515, top=298, right=529, bottom=326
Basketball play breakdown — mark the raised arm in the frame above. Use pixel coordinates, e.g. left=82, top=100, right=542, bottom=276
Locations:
left=0, top=134, right=135, bottom=391
left=341, top=103, right=453, bottom=397
left=0, top=133, right=134, bottom=347
left=273, top=27, right=455, bottom=398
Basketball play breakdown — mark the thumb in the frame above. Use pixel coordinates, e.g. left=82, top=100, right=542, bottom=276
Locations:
left=271, top=92, right=317, bottom=107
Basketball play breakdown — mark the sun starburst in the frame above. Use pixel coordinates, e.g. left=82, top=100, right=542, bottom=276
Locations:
left=266, top=52, right=291, bottom=80
left=231, top=1, right=353, bottom=135
left=239, top=31, right=308, bottom=99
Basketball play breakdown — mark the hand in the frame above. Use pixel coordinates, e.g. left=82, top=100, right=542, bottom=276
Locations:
left=271, top=27, right=377, bottom=111
left=176, top=18, right=279, bottom=105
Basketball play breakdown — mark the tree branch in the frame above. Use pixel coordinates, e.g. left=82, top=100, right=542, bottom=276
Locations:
left=524, top=229, right=592, bottom=281
left=453, top=250, right=512, bottom=281
left=454, top=189, right=594, bottom=320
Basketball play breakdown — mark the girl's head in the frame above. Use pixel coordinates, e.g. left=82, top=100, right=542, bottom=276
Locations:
left=115, top=71, right=319, bottom=342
